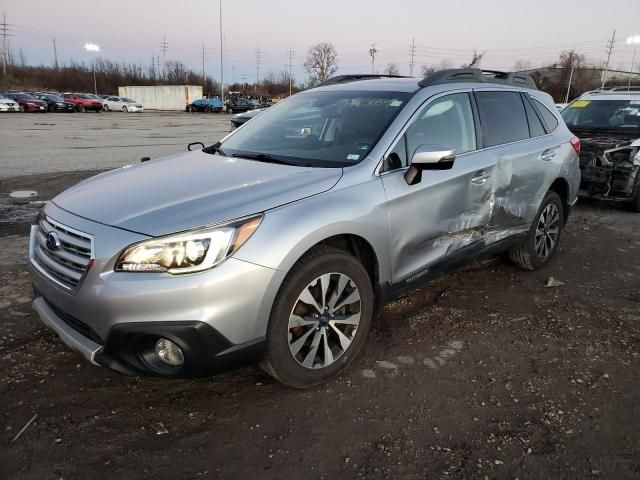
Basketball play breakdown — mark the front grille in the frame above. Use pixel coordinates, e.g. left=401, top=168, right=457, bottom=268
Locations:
left=44, top=298, right=103, bottom=345
left=31, top=215, right=93, bottom=290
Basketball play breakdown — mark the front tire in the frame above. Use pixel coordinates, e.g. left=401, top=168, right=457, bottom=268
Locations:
left=77, top=105, right=85, bottom=113
left=122, top=106, right=128, bottom=112
left=261, top=246, right=374, bottom=388
left=103, top=104, right=109, bottom=112
left=630, top=183, right=640, bottom=213
left=509, top=191, right=564, bottom=270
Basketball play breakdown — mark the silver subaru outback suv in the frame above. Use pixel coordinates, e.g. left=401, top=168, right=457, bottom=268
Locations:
left=30, top=69, right=580, bottom=388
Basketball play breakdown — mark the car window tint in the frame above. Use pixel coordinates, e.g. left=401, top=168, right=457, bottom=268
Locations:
left=533, top=98, right=559, bottom=131
left=522, top=95, right=546, bottom=137
left=476, top=91, right=529, bottom=147
left=405, top=93, right=476, bottom=160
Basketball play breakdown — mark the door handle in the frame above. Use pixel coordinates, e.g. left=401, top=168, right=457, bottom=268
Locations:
left=540, top=147, right=559, bottom=161
left=471, top=170, right=490, bottom=185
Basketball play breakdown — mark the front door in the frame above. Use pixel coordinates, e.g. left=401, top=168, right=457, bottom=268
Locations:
left=380, top=92, right=496, bottom=284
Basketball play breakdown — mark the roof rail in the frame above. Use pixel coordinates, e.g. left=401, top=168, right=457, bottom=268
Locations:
left=418, top=68, right=538, bottom=90
left=315, top=74, right=410, bottom=87
left=608, top=86, right=640, bottom=92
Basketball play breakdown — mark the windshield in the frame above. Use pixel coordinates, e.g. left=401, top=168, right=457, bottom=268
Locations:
left=16, top=93, right=35, bottom=100
left=219, top=90, right=411, bottom=167
left=122, top=98, right=135, bottom=102
left=561, top=99, right=640, bottom=132
left=45, top=94, right=64, bottom=101
left=77, top=94, right=92, bottom=99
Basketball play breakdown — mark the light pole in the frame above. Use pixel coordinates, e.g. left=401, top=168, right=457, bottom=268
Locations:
left=84, top=43, right=100, bottom=94
left=219, top=0, right=224, bottom=103
left=627, top=35, right=640, bottom=90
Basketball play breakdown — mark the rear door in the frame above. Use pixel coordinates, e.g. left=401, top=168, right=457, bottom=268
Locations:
left=473, top=89, right=550, bottom=229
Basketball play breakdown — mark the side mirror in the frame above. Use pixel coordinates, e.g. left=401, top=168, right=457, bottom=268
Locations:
left=404, top=145, right=456, bottom=185
left=187, top=142, right=205, bottom=151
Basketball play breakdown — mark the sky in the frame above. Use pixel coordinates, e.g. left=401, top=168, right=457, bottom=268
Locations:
left=3, top=0, right=640, bottom=84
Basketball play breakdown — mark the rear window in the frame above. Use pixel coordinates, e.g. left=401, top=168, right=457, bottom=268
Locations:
left=533, top=98, right=559, bottom=132
left=475, top=91, right=529, bottom=147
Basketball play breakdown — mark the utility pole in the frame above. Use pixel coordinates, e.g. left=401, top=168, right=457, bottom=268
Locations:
left=565, top=62, right=575, bottom=104
left=151, top=54, right=155, bottom=79
left=601, top=28, right=616, bottom=88
left=160, top=35, right=168, bottom=71
left=255, top=46, right=262, bottom=94
left=52, top=38, right=59, bottom=69
left=1, top=13, right=9, bottom=77
left=409, top=38, right=416, bottom=76
left=368, top=44, right=377, bottom=74
left=219, top=0, right=224, bottom=102
left=287, top=47, right=294, bottom=95
left=202, top=43, right=205, bottom=82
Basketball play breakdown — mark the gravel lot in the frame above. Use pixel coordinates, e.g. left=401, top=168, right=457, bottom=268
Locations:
left=0, top=112, right=233, bottom=177
left=0, top=114, right=639, bottom=479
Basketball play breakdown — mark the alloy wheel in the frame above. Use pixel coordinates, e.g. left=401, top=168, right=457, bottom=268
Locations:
left=535, top=203, right=560, bottom=259
left=288, top=272, right=361, bottom=369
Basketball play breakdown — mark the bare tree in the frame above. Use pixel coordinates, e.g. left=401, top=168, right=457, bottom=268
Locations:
left=164, top=60, right=188, bottom=84
left=513, top=60, right=532, bottom=72
left=304, top=42, right=338, bottom=85
left=384, top=63, right=400, bottom=75
left=419, top=59, right=453, bottom=77
left=462, top=50, right=485, bottom=69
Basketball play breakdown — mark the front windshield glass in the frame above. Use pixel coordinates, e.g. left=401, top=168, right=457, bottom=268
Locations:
left=45, top=94, right=64, bottom=101
left=16, top=93, right=35, bottom=100
left=561, top=99, right=640, bottom=132
left=123, top=98, right=135, bottom=102
left=77, top=94, right=91, bottom=99
left=219, top=90, right=411, bottom=167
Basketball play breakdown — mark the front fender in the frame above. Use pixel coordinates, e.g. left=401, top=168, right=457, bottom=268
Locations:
left=233, top=176, right=392, bottom=286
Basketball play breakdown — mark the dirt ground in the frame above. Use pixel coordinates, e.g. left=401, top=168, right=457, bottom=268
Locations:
left=1, top=171, right=639, bottom=480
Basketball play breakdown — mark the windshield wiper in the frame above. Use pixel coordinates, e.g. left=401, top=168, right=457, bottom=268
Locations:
left=202, top=141, right=227, bottom=156
left=231, top=153, right=297, bottom=166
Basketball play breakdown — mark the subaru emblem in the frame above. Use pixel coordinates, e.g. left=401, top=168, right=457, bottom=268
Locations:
left=46, top=231, right=61, bottom=251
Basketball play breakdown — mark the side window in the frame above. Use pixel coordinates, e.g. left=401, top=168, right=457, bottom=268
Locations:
left=475, top=91, right=529, bottom=147
left=382, top=93, right=476, bottom=172
left=382, top=135, right=407, bottom=171
left=522, top=94, right=546, bottom=137
left=406, top=93, right=476, bottom=160
left=532, top=98, right=559, bottom=132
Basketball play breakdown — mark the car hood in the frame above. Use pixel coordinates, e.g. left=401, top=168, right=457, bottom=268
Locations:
left=0, top=98, right=15, bottom=104
left=52, top=150, right=343, bottom=236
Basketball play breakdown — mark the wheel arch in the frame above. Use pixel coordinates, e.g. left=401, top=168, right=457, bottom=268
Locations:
left=548, top=177, right=570, bottom=223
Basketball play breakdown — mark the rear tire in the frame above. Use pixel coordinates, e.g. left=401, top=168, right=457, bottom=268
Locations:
left=509, top=191, right=564, bottom=270
left=261, top=246, right=374, bottom=388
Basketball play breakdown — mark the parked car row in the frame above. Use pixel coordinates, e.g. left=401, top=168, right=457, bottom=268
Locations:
left=0, top=90, right=144, bottom=113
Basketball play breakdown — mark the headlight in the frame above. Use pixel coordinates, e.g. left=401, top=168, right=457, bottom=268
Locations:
left=56, top=102, right=64, bottom=106
left=116, top=216, right=262, bottom=274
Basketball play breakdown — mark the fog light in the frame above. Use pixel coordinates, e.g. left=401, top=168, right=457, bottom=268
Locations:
left=154, top=338, right=184, bottom=366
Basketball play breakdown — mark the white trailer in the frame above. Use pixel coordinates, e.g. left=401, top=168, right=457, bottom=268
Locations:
left=117, top=85, right=203, bottom=111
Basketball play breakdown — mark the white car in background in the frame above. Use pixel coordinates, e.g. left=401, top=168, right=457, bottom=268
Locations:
left=102, top=96, right=144, bottom=112
left=0, top=94, right=19, bottom=112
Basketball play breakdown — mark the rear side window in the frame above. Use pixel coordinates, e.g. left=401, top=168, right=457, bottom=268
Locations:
left=475, top=91, right=529, bottom=147
left=522, top=95, right=546, bottom=137
left=533, top=98, right=559, bottom=132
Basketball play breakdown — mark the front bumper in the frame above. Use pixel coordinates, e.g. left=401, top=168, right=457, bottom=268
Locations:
left=30, top=203, right=285, bottom=376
